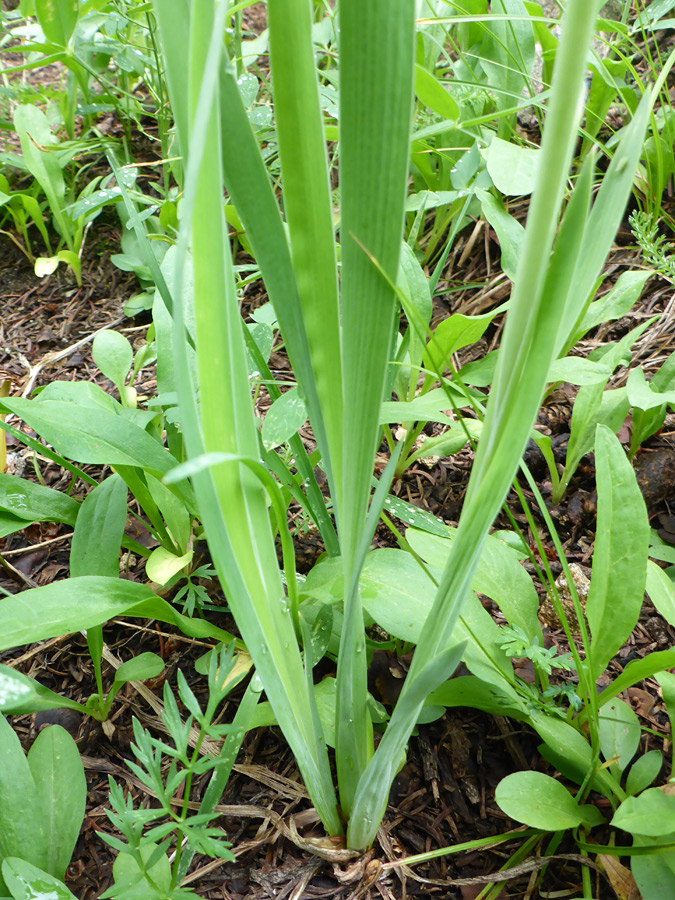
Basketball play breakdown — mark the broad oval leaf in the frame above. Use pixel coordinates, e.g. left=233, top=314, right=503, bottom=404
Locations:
left=0, top=474, right=79, bottom=525
left=406, top=528, right=540, bottom=642
left=114, top=652, right=165, bottom=685
left=27, top=726, right=86, bottom=881
left=414, top=64, right=459, bottom=121
left=0, top=576, right=236, bottom=653
left=586, top=426, right=649, bottom=678
left=92, top=330, right=134, bottom=393
left=1, top=398, right=176, bottom=474
left=423, top=314, right=498, bottom=374
left=34, top=257, right=60, bottom=278
left=486, top=137, right=541, bottom=196
left=70, top=474, right=128, bottom=579
left=261, top=386, right=308, bottom=450
left=612, top=788, right=675, bottom=837
left=2, top=858, right=77, bottom=900
left=626, top=750, right=663, bottom=797
left=35, top=0, right=78, bottom=47
left=0, top=716, right=48, bottom=881
left=547, top=356, right=611, bottom=385
left=598, top=697, right=641, bottom=773
left=146, top=546, right=193, bottom=586
left=477, top=190, right=524, bottom=281
left=0, top=665, right=85, bottom=716
left=496, top=771, right=592, bottom=831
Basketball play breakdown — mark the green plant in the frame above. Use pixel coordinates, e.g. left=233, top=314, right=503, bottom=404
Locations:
left=145, top=0, right=665, bottom=850
left=10, top=104, right=101, bottom=283
left=0, top=0, right=669, bottom=867
left=0, top=716, right=86, bottom=899
left=631, top=208, right=675, bottom=281
left=393, top=420, right=675, bottom=898
left=99, top=643, right=256, bottom=900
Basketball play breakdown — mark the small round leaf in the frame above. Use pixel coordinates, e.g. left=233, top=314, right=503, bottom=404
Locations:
left=146, top=546, right=193, bottom=586
left=92, top=330, right=134, bottom=391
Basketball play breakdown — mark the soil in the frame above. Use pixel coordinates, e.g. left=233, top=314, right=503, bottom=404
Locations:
left=2, top=6, right=675, bottom=899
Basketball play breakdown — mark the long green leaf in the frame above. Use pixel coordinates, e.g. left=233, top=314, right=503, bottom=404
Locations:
left=267, top=0, right=342, bottom=498
left=0, top=715, right=48, bottom=889
left=0, top=398, right=177, bottom=474
left=348, top=0, right=600, bottom=849
left=557, top=49, right=675, bottom=349
left=27, top=726, right=86, bottom=880
left=217, top=68, right=336, bottom=502
left=70, top=474, right=127, bottom=578
left=151, top=0, right=341, bottom=834
left=335, top=0, right=416, bottom=816
left=586, top=426, right=649, bottom=678
left=0, top=577, right=238, bottom=651
left=0, top=474, right=79, bottom=525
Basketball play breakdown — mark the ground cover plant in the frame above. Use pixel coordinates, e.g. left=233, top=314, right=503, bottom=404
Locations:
left=1, top=0, right=675, bottom=897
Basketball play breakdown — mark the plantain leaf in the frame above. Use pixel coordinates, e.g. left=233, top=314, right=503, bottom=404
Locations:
left=27, top=726, right=86, bottom=880
left=70, top=474, right=127, bottom=579
left=0, top=716, right=48, bottom=890
left=586, top=426, right=649, bottom=678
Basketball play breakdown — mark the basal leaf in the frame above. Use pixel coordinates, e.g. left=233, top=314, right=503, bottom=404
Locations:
left=496, top=771, right=600, bottom=831
left=486, top=137, right=540, bottom=196
left=34, top=0, right=78, bottom=46
left=70, top=474, right=127, bottom=578
left=0, top=665, right=85, bottom=715
left=27, top=726, right=86, bottom=880
left=0, top=474, right=78, bottom=525
left=612, top=789, right=675, bottom=837
left=1, top=398, right=176, bottom=474
left=261, top=386, right=308, bottom=450
left=0, top=716, right=47, bottom=887
left=2, top=857, right=77, bottom=900
left=586, top=426, right=649, bottom=678
left=0, top=577, right=236, bottom=653
left=92, top=330, right=134, bottom=394
left=598, top=697, right=641, bottom=773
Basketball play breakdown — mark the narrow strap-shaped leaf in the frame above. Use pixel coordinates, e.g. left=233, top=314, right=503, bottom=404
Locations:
left=267, top=0, right=342, bottom=501
left=346, top=641, right=466, bottom=849
left=218, top=68, right=337, bottom=504
left=335, top=0, right=416, bottom=816
left=242, top=326, right=339, bottom=554
left=560, top=52, right=675, bottom=345
left=150, top=0, right=190, bottom=161
left=348, top=0, right=599, bottom=848
left=151, top=0, right=341, bottom=835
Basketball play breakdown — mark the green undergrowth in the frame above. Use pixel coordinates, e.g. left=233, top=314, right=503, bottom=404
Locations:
left=0, top=1, right=674, bottom=898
